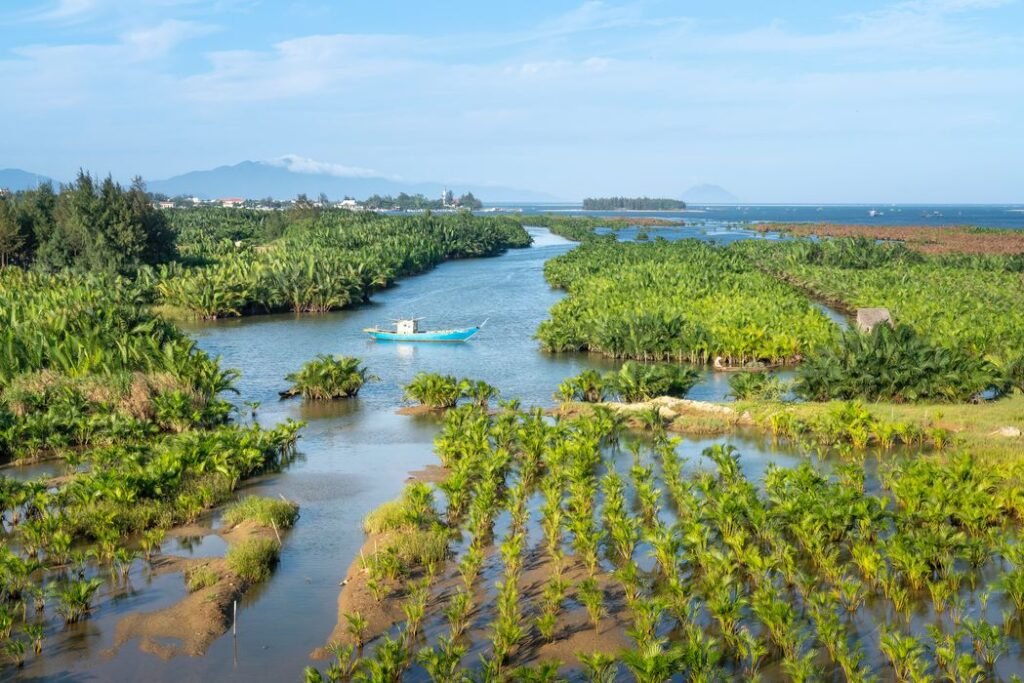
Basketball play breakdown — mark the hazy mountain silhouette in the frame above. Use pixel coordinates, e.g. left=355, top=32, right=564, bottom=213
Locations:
left=146, top=160, right=560, bottom=202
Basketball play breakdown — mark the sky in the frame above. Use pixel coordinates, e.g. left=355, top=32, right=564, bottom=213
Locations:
left=1, top=0, right=1022, bottom=203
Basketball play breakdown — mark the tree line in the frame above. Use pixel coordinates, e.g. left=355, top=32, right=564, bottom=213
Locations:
left=0, top=171, right=174, bottom=273
left=582, top=196, right=686, bottom=210
left=362, top=191, right=482, bottom=211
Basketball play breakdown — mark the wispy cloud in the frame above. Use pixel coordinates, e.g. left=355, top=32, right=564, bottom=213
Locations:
left=3, top=0, right=1022, bottom=202
left=270, top=154, right=382, bottom=178
left=29, top=0, right=98, bottom=23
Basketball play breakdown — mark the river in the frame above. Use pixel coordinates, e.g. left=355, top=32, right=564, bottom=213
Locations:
left=6, top=224, right=838, bottom=681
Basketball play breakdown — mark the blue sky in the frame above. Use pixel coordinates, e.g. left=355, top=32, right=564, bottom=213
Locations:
left=1, top=0, right=1022, bottom=202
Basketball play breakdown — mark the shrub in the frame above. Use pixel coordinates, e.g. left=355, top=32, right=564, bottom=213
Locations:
left=223, top=496, right=299, bottom=529
left=364, top=483, right=438, bottom=534
left=728, top=372, right=787, bottom=401
left=184, top=564, right=219, bottom=592
left=226, top=539, right=280, bottom=583
left=555, top=369, right=607, bottom=403
left=404, top=373, right=465, bottom=409
left=796, top=324, right=1007, bottom=403
left=606, top=361, right=700, bottom=402
left=282, top=355, right=375, bottom=400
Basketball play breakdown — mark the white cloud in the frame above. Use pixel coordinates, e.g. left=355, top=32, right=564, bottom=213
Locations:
left=30, top=0, right=98, bottom=23
left=270, top=154, right=382, bottom=178
left=122, top=19, right=216, bottom=60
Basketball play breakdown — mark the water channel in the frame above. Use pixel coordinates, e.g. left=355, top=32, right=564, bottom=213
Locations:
left=0, top=223, right=932, bottom=681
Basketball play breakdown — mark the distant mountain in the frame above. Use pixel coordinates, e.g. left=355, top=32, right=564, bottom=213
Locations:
left=0, top=169, right=56, bottom=192
left=147, top=159, right=560, bottom=203
left=681, top=184, right=739, bottom=204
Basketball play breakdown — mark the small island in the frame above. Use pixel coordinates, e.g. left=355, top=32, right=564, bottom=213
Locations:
left=582, top=196, right=686, bottom=211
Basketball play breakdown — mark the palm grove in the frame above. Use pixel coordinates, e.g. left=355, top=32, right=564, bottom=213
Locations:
left=0, top=170, right=534, bottom=670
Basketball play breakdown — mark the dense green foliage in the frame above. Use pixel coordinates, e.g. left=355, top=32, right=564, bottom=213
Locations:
left=0, top=269, right=240, bottom=457
left=538, top=239, right=836, bottom=365
left=154, top=211, right=530, bottom=319
left=795, top=323, right=1007, bottom=403
left=0, top=173, right=174, bottom=273
left=582, top=197, right=686, bottom=210
left=741, top=237, right=1024, bottom=362
left=307, top=401, right=1024, bottom=682
left=403, top=373, right=498, bottom=409
left=556, top=362, right=700, bottom=403
left=165, top=206, right=290, bottom=244
left=0, top=265, right=301, bottom=666
left=727, top=372, right=788, bottom=401
left=282, top=355, right=375, bottom=400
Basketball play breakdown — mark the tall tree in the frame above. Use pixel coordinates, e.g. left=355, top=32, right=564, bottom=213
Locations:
left=0, top=195, right=25, bottom=267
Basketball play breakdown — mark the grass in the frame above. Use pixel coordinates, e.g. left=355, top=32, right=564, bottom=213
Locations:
left=184, top=564, right=219, bottom=592
left=735, top=392, right=1024, bottom=459
left=363, top=499, right=409, bottom=534
left=393, top=528, right=449, bottom=567
left=225, top=539, right=280, bottom=583
left=223, top=495, right=299, bottom=529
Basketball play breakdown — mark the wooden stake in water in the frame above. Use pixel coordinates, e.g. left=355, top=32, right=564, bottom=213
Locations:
left=233, top=600, right=237, bottom=637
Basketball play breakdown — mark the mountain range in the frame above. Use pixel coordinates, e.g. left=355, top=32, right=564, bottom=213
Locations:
left=1, top=161, right=738, bottom=205
left=0, top=160, right=560, bottom=203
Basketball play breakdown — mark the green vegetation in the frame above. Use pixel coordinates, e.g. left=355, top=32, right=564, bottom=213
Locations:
left=360, top=481, right=450, bottom=581
left=582, top=197, right=686, bottom=210
left=153, top=210, right=530, bottom=319
left=184, top=564, right=220, bottom=592
left=556, top=362, right=700, bottom=403
left=222, top=495, right=300, bottom=529
left=0, top=173, right=174, bottom=273
left=727, top=372, right=788, bottom=400
left=795, top=323, right=1007, bottom=402
left=225, top=538, right=280, bottom=583
left=306, top=400, right=1024, bottom=681
left=538, top=239, right=836, bottom=365
left=403, top=373, right=498, bottom=410
left=282, top=355, right=375, bottom=400
left=363, top=191, right=482, bottom=211
left=0, top=246, right=301, bottom=666
left=741, top=236, right=1024, bottom=362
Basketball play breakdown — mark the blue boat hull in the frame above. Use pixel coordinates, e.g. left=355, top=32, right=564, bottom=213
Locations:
left=365, top=326, right=481, bottom=342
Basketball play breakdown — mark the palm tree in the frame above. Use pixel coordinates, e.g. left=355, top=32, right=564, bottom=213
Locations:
left=282, top=355, right=376, bottom=400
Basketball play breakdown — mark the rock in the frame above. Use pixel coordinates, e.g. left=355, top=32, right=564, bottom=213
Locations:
left=993, top=426, right=1022, bottom=438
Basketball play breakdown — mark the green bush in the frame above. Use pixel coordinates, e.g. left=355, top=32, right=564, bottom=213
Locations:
left=184, top=564, right=219, bottom=592
left=606, top=362, right=700, bottom=403
left=404, top=373, right=465, bottom=409
left=796, top=324, right=1007, bottom=403
left=223, top=496, right=299, bottom=529
left=226, top=539, right=280, bottom=583
left=282, top=355, right=375, bottom=400
left=728, top=372, right=787, bottom=401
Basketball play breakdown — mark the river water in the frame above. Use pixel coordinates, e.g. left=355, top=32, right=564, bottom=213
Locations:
left=5, top=225, right=822, bottom=681
left=10, top=215, right=1022, bottom=681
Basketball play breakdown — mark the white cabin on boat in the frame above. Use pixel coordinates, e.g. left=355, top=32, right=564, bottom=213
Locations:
left=396, top=319, right=419, bottom=334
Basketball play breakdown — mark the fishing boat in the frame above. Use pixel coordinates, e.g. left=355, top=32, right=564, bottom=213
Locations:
left=363, top=318, right=484, bottom=342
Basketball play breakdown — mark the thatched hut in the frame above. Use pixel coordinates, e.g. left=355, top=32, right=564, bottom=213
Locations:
left=856, top=308, right=892, bottom=333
